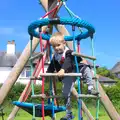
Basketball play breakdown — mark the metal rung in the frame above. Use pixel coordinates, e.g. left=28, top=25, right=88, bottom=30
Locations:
left=30, top=75, right=97, bottom=81
left=72, top=52, right=96, bottom=60
left=29, top=52, right=44, bottom=61
left=31, top=94, right=63, bottom=99
left=39, top=73, right=82, bottom=77
left=31, top=94, right=99, bottom=99
left=78, top=94, right=99, bottom=98
left=30, top=73, right=82, bottom=80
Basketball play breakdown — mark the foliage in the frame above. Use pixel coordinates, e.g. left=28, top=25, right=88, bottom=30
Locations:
left=0, top=80, right=119, bottom=110
left=1, top=66, right=120, bottom=109
left=6, top=83, right=25, bottom=101
left=103, top=81, right=120, bottom=109
left=96, top=67, right=118, bottom=79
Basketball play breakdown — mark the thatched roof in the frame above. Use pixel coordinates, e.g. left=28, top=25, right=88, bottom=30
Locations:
left=111, top=62, right=120, bottom=74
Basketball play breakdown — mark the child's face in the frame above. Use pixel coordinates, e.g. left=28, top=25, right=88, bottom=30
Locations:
left=52, top=41, right=66, bottom=54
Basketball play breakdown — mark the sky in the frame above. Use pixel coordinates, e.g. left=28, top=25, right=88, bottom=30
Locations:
left=0, top=0, right=120, bottom=69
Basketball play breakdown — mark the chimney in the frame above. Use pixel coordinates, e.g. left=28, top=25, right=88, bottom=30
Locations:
left=7, top=40, right=16, bottom=54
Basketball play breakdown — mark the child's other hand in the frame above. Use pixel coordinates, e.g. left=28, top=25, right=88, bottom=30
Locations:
left=57, top=69, right=65, bottom=77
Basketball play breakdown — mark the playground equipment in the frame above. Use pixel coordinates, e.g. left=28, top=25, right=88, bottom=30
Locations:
left=27, top=5, right=97, bottom=120
left=0, top=0, right=119, bottom=120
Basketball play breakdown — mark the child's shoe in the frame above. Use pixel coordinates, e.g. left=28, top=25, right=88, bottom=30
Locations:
left=88, top=88, right=99, bottom=96
left=60, top=112, right=74, bottom=120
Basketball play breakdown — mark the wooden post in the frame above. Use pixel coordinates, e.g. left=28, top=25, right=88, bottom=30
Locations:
left=40, top=0, right=73, bottom=50
left=72, top=87, right=95, bottom=120
left=94, top=80, right=120, bottom=120
left=4, top=0, right=119, bottom=120
left=0, top=38, right=40, bottom=105
left=6, top=1, right=93, bottom=120
left=7, top=0, right=57, bottom=120
left=54, top=2, right=120, bottom=119
left=7, top=53, right=47, bottom=120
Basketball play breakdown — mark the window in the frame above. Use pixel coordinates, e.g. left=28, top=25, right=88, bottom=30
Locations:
left=20, top=69, right=31, bottom=78
left=26, top=70, right=31, bottom=77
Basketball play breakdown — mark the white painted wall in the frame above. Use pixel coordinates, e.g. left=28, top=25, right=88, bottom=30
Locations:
left=0, top=67, right=12, bottom=83
left=0, top=65, right=48, bottom=84
left=0, top=66, right=115, bottom=87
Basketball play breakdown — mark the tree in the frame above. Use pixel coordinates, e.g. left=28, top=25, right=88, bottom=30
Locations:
left=96, top=67, right=117, bottom=79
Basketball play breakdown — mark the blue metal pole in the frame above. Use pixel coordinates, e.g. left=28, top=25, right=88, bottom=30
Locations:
left=72, top=26, right=82, bottom=120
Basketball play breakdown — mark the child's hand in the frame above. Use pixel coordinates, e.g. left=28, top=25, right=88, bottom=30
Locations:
left=57, top=69, right=65, bottom=77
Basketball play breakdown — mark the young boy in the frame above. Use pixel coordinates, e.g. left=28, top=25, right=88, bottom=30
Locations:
left=47, top=32, right=98, bottom=120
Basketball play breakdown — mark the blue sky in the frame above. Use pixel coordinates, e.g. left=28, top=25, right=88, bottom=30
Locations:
left=0, top=0, right=120, bottom=69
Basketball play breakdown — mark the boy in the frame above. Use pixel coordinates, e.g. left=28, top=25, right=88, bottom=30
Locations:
left=47, top=32, right=98, bottom=120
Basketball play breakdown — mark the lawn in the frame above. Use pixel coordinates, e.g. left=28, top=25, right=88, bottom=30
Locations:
left=2, top=104, right=113, bottom=120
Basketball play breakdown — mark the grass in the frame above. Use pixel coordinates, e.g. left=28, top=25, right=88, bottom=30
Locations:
left=2, top=103, right=114, bottom=120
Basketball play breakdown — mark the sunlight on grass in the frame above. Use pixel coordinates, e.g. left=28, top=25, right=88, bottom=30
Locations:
left=3, top=105, right=112, bottom=120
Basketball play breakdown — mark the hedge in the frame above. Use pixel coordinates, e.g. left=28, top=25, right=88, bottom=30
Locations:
left=0, top=81, right=120, bottom=109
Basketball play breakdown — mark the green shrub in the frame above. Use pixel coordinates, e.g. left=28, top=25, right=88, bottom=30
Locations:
left=1, top=80, right=120, bottom=110
left=103, top=81, right=120, bottom=109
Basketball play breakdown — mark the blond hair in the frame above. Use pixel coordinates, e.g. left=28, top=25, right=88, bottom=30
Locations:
left=49, top=32, right=65, bottom=46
